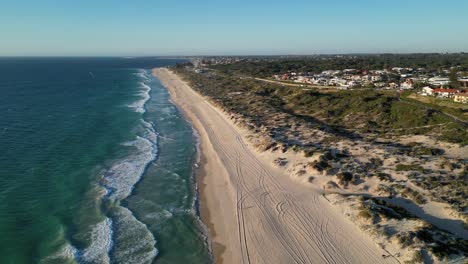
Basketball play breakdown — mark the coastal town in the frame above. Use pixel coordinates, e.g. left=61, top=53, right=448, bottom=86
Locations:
left=192, top=56, right=468, bottom=104
left=271, top=68, right=468, bottom=103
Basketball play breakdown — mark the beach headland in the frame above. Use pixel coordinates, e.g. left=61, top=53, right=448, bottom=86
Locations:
left=153, top=67, right=399, bottom=264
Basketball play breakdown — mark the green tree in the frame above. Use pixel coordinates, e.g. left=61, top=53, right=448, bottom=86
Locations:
left=449, top=68, right=460, bottom=88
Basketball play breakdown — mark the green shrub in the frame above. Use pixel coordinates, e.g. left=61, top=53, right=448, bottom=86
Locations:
left=396, top=232, right=414, bottom=247
left=413, top=146, right=444, bottom=156
left=304, top=149, right=314, bottom=157
left=396, top=164, right=424, bottom=172
left=357, top=208, right=374, bottom=221
left=401, top=187, right=427, bottom=204
left=308, top=159, right=330, bottom=172
left=405, top=250, right=424, bottom=264
left=337, top=171, right=353, bottom=185
left=376, top=172, right=393, bottom=182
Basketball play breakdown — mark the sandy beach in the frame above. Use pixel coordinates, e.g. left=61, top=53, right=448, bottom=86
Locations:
left=153, top=68, right=398, bottom=264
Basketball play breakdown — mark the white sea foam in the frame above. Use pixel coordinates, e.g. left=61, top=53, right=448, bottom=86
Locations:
left=40, top=241, right=77, bottom=264
left=43, top=69, right=159, bottom=264
left=128, top=82, right=151, bottom=113
left=44, top=218, right=114, bottom=264
left=99, top=131, right=159, bottom=262
left=101, top=70, right=158, bottom=263
left=105, top=71, right=158, bottom=201
left=144, top=210, right=174, bottom=221
left=141, top=119, right=158, bottom=144
left=110, top=207, right=158, bottom=264
left=135, top=70, right=150, bottom=81
left=71, top=70, right=159, bottom=264
left=103, top=136, right=156, bottom=201
left=77, top=218, right=114, bottom=264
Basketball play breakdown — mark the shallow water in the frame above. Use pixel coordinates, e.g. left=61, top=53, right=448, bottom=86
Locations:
left=0, top=58, right=211, bottom=264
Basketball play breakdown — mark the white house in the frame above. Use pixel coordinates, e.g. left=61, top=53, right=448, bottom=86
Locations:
left=329, top=78, right=347, bottom=86
left=421, top=86, right=434, bottom=96
left=400, top=80, right=414, bottom=90
left=428, top=77, right=450, bottom=86
left=374, top=82, right=386, bottom=88
left=321, top=70, right=337, bottom=76
left=346, top=81, right=358, bottom=87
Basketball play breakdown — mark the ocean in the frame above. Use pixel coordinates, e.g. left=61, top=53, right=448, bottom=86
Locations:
left=0, top=58, right=211, bottom=264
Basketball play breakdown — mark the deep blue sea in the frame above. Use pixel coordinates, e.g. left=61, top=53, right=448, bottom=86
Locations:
left=0, top=58, right=211, bottom=264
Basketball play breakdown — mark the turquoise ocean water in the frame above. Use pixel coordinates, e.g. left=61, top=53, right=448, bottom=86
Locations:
left=0, top=58, right=211, bottom=264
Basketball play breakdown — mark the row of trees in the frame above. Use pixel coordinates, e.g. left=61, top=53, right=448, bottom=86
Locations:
left=208, top=53, right=468, bottom=79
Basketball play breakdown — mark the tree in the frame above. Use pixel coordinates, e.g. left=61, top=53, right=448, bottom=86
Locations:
left=449, top=68, right=460, bottom=88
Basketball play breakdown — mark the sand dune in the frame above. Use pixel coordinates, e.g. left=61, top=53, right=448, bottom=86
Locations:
left=154, top=68, right=398, bottom=264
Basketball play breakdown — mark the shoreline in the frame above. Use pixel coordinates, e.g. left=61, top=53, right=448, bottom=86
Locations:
left=191, top=118, right=225, bottom=263
left=153, top=67, right=398, bottom=264
left=197, top=148, right=227, bottom=263
left=155, top=69, right=231, bottom=263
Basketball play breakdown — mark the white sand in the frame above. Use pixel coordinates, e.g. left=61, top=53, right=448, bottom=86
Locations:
left=153, top=68, right=398, bottom=264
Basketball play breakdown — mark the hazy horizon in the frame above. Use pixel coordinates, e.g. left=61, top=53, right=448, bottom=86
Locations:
left=2, top=52, right=468, bottom=59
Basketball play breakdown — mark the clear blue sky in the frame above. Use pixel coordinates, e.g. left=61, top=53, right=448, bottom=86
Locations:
left=1, top=0, right=468, bottom=56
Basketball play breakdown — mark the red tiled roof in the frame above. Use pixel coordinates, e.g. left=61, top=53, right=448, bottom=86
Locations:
left=433, top=88, right=458, bottom=93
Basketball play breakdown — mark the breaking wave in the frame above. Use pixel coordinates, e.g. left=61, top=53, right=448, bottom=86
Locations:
left=58, top=69, right=160, bottom=264
left=77, top=218, right=114, bottom=264
left=100, top=69, right=159, bottom=263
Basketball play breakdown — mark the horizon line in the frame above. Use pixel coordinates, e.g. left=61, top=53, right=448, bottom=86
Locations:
left=1, top=52, right=468, bottom=58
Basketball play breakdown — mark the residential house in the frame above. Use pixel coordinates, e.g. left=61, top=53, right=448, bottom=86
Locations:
left=277, top=74, right=290, bottom=80
left=400, top=79, right=414, bottom=90
left=294, top=76, right=308, bottom=83
left=362, top=74, right=372, bottom=81
left=374, top=82, right=386, bottom=88
left=372, top=70, right=387, bottom=75
left=321, top=70, right=336, bottom=76
left=421, top=86, right=434, bottom=96
left=433, top=88, right=459, bottom=98
left=350, top=74, right=362, bottom=81
left=371, top=75, right=383, bottom=82
left=454, top=93, right=468, bottom=103
left=316, top=78, right=329, bottom=85
left=388, top=82, right=399, bottom=89
left=458, top=77, right=468, bottom=88
left=428, top=77, right=450, bottom=86
left=347, top=81, right=358, bottom=88
left=329, top=78, right=347, bottom=86
left=400, top=74, right=413, bottom=78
